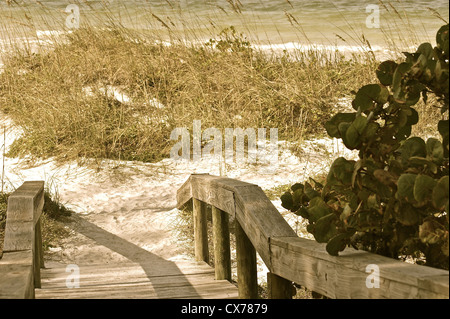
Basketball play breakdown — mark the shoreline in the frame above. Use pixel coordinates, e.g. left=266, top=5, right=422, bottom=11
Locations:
left=0, top=27, right=407, bottom=66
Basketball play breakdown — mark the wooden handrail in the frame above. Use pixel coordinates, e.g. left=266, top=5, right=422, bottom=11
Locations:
left=0, top=181, right=45, bottom=299
left=177, top=174, right=450, bottom=299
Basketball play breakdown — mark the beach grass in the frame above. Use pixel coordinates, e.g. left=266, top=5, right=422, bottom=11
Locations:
left=0, top=23, right=378, bottom=164
left=0, top=1, right=445, bottom=165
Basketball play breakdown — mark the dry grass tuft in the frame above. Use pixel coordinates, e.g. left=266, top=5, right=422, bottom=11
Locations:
left=0, top=25, right=377, bottom=164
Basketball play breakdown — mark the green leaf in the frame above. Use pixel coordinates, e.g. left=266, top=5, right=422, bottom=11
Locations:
left=406, top=108, right=419, bottom=126
left=373, top=169, right=397, bottom=186
left=291, top=183, right=304, bottom=192
left=408, top=156, right=430, bottom=166
left=325, top=113, right=356, bottom=138
left=352, top=84, right=389, bottom=112
left=396, top=173, right=417, bottom=203
left=392, top=62, right=411, bottom=101
left=408, top=156, right=438, bottom=173
left=340, top=203, right=353, bottom=223
left=361, top=122, right=380, bottom=141
left=413, top=174, right=437, bottom=206
left=426, top=138, right=444, bottom=165
left=399, top=137, right=426, bottom=166
left=295, top=207, right=309, bottom=219
left=394, top=202, right=423, bottom=226
left=304, top=182, right=320, bottom=200
left=419, top=218, right=446, bottom=244
left=395, top=124, right=412, bottom=141
left=397, top=108, right=411, bottom=127
left=376, top=60, right=398, bottom=86
left=280, top=192, right=294, bottom=211
left=432, top=176, right=449, bottom=210
left=292, top=188, right=304, bottom=207
left=326, top=232, right=353, bottom=256
left=438, top=120, right=449, bottom=157
left=416, top=42, right=434, bottom=60
left=314, top=213, right=338, bottom=243
left=307, top=197, right=331, bottom=223
left=344, top=115, right=367, bottom=149
left=326, top=157, right=355, bottom=186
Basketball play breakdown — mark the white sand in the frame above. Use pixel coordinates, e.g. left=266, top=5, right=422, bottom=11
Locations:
left=1, top=99, right=357, bottom=285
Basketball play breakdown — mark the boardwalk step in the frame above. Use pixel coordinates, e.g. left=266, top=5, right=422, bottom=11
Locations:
left=36, top=261, right=239, bottom=299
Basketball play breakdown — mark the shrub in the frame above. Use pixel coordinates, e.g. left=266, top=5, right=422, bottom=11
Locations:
left=281, top=24, right=449, bottom=270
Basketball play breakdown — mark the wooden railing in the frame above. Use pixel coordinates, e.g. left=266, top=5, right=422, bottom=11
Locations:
left=0, top=181, right=45, bottom=299
left=177, top=174, right=449, bottom=299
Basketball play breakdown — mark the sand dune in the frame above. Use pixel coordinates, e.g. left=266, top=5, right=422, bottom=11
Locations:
left=1, top=111, right=356, bottom=285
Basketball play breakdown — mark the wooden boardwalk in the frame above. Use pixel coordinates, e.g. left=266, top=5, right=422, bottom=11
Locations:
left=1, top=178, right=449, bottom=299
left=36, top=261, right=238, bottom=299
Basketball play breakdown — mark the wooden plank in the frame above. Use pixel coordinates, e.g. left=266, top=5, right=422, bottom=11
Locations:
left=37, top=280, right=239, bottom=299
left=182, top=174, right=297, bottom=269
left=40, top=273, right=229, bottom=290
left=191, top=176, right=236, bottom=217
left=267, top=272, right=295, bottom=299
left=3, top=219, right=35, bottom=253
left=0, top=181, right=45, bottom=299
left=177, top=175, right=296, bottom=268
left=37, top=283, right=239, bottom=299
left=0, top=250, right=34, bottom=299
left=235, top=220, right=258, bottom=299
left=190, top=174, right=254, bottom=192
left=176, top=174, right=450, bottom=299
left=270, top=236, right=449, bottom=299
left=193, top=199, right=209, bottom=263
left=3, top=181, right=44, bottom=252
left=39, top=260, right=218, bottom=282
left=234, top=185, right=296, bottom=268
left=212, top=206, right=231, bottom=281
left=176, top=175, right=193, bottom=209
left=36, top=260, right=239, bottom=299
left=34, top=218, right=43, bottom=288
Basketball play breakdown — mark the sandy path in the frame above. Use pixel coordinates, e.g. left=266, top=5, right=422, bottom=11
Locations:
left=1, top=112, right=356, bottom=282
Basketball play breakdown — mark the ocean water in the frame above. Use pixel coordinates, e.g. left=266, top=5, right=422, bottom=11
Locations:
left=0, top=0, right=449, bottom=54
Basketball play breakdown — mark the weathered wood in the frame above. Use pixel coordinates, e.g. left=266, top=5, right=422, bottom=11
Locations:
left=234, top=184, right=296, bottom=268
left=36, top=260, right=239, bottom=299
left=177, top=174, right=450, bottom=299
left=3, top=181, right=44, bottom=252
left=191, top=176, right=236, bottom=217
left=176, top=174, right=193, bottom=209
left=235, top=220, right=258, bottom=299
left=182, top=174, right=296, bottom=268
left=0, top=250, right=35, bottom=299
left=0, top=181, right=45, bottom=299
left=34, top=218, right=43, bottom=288
left=270, top=236, right=450, bottom=299
left=212, top=206, right=231, bottom=281
left=193, top=198, right=209, bottom=263
left=267, top=272, right=294, bottom=299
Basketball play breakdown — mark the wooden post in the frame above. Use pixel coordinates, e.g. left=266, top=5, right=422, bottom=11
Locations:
left=193, top=198, right=209, bottom=263
left=235, top=220, right=258, bottom=299
left=267, top=272, right=294, bottom=299
left=34, top=218, right=43, bottom=288
left=212, top=206, right=231, bottom=281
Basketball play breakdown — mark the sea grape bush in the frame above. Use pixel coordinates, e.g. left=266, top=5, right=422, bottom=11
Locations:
left=281, top=24, right=449, bottom=269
